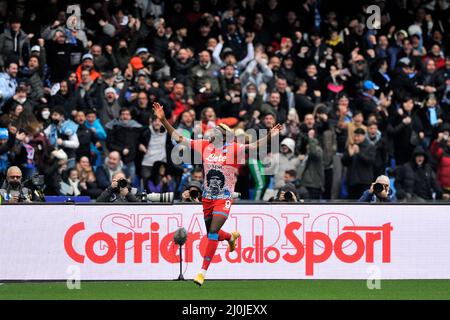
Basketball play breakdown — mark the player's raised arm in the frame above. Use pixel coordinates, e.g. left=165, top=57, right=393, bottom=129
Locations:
left=246, top=123, right=282, bottom=151
left=152, top=102, right=186, bottom=144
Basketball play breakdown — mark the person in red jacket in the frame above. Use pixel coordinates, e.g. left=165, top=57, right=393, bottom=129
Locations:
left=168, top=82, right=189, bottom=124
left=421, top=44, right=446, bottom=70
left=430, top=129, right=450, bottom=200
left=75, top=53, right=100, bottom=86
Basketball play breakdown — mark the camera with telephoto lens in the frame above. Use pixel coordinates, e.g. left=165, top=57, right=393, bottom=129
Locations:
left=284, top=191, right=294, bottom=201
left=139, top=191, right=148, bottom=202
left=117, top=179, right=129, bottom=189
left=21, top=174, right=45, bottom=189
left=142, top=192, right=174, bottom=203
left=373, top=183, right=384, bottom=194
left=30, top=174, right=45, bottom=187
left=22, top=174, right=46, bottom=202
left=189, top=189, right=199, bottom=199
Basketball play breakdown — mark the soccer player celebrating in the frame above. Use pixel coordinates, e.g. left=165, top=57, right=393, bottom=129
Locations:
left=153, top=102, right=281, bottom=286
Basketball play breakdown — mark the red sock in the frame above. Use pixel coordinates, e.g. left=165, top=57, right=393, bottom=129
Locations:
left=218, top=230, right=231, bottom=241
left=202, top=238, right=219, bottom=271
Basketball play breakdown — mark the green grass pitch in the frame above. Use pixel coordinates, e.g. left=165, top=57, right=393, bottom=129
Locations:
left=0, top=280, right=449, bottom=300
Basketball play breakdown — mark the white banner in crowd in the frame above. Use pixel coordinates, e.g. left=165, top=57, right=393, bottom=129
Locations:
left=0, top=204, right=449, bottom=280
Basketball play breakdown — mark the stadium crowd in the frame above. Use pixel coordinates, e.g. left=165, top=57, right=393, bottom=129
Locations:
left=0, top=0, right=450, bottom=203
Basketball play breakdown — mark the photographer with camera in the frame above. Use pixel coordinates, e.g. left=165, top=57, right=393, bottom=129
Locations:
left=0, top=166, right=32, bottom=203
left=181, top=180, right=203, bottom=203
left=96, top=171, right=139, bottom=202
left=358, top=175, right=396, bottom=203
left=272, top=182, right=301, bottom=203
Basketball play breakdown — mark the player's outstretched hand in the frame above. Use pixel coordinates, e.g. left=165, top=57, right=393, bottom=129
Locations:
left=152, top=102, right=166, bottom=120
left=270, top=123, right=282, bottom=137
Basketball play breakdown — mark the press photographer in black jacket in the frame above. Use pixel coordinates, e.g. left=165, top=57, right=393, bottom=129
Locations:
left=96, top=171, right=139, bottom=202
left=180, top=180, right=202, bottom=203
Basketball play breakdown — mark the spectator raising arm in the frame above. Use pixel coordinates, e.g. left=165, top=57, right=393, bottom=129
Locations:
left=153, top=102, right=185, bottom=144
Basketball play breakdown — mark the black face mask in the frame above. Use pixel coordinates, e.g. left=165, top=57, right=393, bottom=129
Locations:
left=9, top=180, right=21, bottom=189
left=51, top=118, right=60, bottom=125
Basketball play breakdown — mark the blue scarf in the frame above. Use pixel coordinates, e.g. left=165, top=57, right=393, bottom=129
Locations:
left=429, top=107, right=438, bottom=126
left=49, top=124, right=59, bottom=146
left=49, top=120, right=79, bottom=146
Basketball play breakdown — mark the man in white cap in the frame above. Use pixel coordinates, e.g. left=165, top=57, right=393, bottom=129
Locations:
left=136, top=47, right=150, bottom=62
left=31, top=45, right=40, bottom=53
left=30, top=44, right=47, bottom=77
left=99, top=87, right=121, bottom=124
left=272, top=137, right=300, bottom=191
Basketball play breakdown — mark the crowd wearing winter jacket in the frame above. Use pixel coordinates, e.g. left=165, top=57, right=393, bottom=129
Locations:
left=0, top=0, right=450, bottom=202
